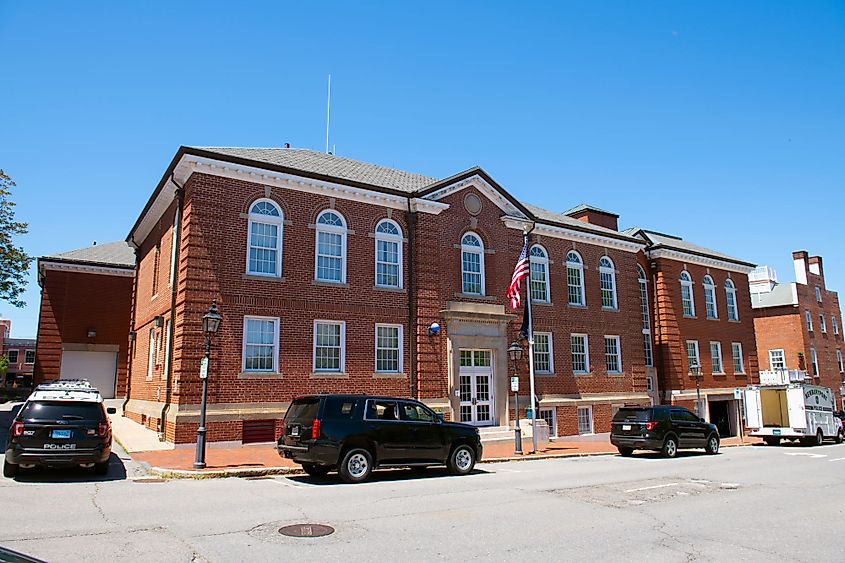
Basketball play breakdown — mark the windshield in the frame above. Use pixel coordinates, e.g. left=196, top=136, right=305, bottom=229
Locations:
left=285, top=398, right=320, bottom=422
left=20, top=401, right=104, bottom=421
left=612, top=408, right=651, bottom=423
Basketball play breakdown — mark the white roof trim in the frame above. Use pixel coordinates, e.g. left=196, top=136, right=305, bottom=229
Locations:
left=424, top=174, right=527, bottom=218
left=503, top=217, right=645, bottom=253
left=40, top=261, right=135, bottom=278
left=648, top=248, right=754, bottom=274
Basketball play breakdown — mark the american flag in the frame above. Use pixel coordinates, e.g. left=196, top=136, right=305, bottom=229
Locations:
left=506, top=241, right=530, bottom=309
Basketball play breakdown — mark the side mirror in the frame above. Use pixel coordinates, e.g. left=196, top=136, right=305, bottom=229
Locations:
left=436, top=413, right=445, bottom=423
left=106, top=407, right=117, bottom=415
left=700, top=417, right=706, bottom=423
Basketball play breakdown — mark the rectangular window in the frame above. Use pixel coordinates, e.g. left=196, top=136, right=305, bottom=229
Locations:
left=375, top=324, right=402, bottom=373
left=577, top=406, right=593, bottom=435
left=726, top=290, right=738, bottom=321
left=461, top=250, right=483, bottom=295
left=639, top=279, right=653, bottom=367
left=643, top=333, right=654, bottom=367
left=600, top=271, right=616, bottom=308
left=604, top=336, right=621, bottom=374
left=151, top=244, right=161, bottom=297
left=24, top=350, right=35, bottom=364
left=243, top=317, right=279, bottom=372
left=163, top=319, right=171, bottom=381
left=147, top=328, right=156, bottom=380
left=837, top=349, right=843, bottom=373
left=6, top=350, right=18, bottom=364
left=530, top=262, right=549, bottom=303
left=806, top=310, right=813, bottom=332
left=816, top=286, right=822, bottom=302
left=571, top=334, right=589, bottom=374
left=704, top=287, right=717, bottom=319
left=710, top=342, right=724, bottom=374
left=567, top=266, right=584, bottom=306
left=646, top=376, right=654, bottom=392
left=534, top=332, right=553, bottom=374
left=316, top=231, right=343, bottom=282
left=314, top=320, right=345, bottom=373
left=539, top=407, right=557, bottom=437
left=732, top=342, right=745, bottom=374
left=833, top=316, right=840, bottom=335
left=169, top=216, right=178, bottom=286
left=681, top=284, right=695, bottom=317
left=686, top=340, right=700, bottom=373
left=769, top=349, right=785, bottom=370
left=376, top=239, right=401, bottom=288
left=810, top=348, right=818, bottom=376
left=820, top=315, right=827, bottom=333
left=249, top=221, right=280, bottom=276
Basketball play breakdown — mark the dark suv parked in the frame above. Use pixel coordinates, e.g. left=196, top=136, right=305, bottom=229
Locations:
left=4, top=381, right=116, bottom=477
left=277, top=394, right=483, bottom=483
left=610, top=406, right=720, bottom=458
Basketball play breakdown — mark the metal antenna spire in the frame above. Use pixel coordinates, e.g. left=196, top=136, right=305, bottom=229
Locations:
left=325, top=74, right=331, bottom=154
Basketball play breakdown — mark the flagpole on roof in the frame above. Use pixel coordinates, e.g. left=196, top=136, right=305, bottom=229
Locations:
left=523, top=228, right=539, bottom=454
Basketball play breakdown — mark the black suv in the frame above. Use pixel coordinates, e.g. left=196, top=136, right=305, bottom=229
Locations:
left=610, top=406, right=720, bottom=458
left=278, top=394, right=483, bottom=483
left=4, top=382, right=116, bottom=477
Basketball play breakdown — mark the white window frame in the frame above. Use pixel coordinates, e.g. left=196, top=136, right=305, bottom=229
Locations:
left=686, top=340, right=701, bottom=373
left=806, top=310, right=813, bottom=332
left=816, top=286, right=822, bottom=302
left=6, top=350, right=18, bottom=364
left=538, top=407, right=557, bottom=437
left=24, top=350, right=35, bottom=364
left=599, top=256, right=618, bottom=309
left=147, top=328, right=156, bottom=381
left=313, top=320, right=346, bottom=373
left=731, top=342, right=745, bottom=374
left=725, top=279, right=739, bottom=321
left=769, top=349, right=785, bottom=370
left=246, top=198, right=284, bottom=278
left=646, top=376, right=654, bottom=392
left=169, top=211, right=179, bottom=287
left=163, top=319, right=172, bottom=381
left=577, top=406, right=594, bottom=435
left=820, top=314, right=827, bottom=333
left=529, top=245, right=550, bottom=303
left=460, top=232, right=485, bottom=295
left=680, top=271, right=695, bottom=317
left=833, top=315, right=839, bottom=335
left=703, top=275, right=718, bottom=320
left=571, top=333, right=590, bottom=374
left=710, top=341, right=724, bottom=374
left=810, top=347, right=819, bottom=376
left=604, top=335, right=622, bottom=374
left=637, top=266, right=653, bottom=367
left=374, top=323, right=403, bottom=374
left=837, top=349, right=843, bottom=373
left=242, top=316, right=280, bottom=373
left=374, top=219, right=403, bottom=289
left=314, top=210, right=348, bottom=284
left=566, top=251, right=586, bottom=306
left=534, top=332, right=554, bottom=374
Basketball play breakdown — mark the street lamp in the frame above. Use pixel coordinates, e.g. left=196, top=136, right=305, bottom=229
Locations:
left=690, top=363, right=703, bottom=417
left=507, top=341, right=524, bottom=455
left=194, top=301, right=222, bottom=470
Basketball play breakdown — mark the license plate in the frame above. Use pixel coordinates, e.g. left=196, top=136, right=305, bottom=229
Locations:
left=44, top=443, right=76, bottom=450
left=290, top=426, right=300, bottom=437
left=51, top=429, right=72, bottom=439
left=773, top=429, right=781, bottom=436
left=622, top=424, right=632, bottom=431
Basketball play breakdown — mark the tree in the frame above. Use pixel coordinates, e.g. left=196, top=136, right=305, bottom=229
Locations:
left=0, top=169, right=30, bottom=307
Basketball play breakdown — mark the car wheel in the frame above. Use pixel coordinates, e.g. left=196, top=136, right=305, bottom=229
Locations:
left=302, top=463, right=331, bottom=477
left=661, top=436, right=678, bottom=458
left=447, top=444, right=476, bottom=475
left=3, top=460, right=18, bottom=478
left=764, top=437, right=780, bottom=447
left=94, top=461, right=109, bottom=476
left=836, top=430, right=843, bottom=445
left=813, top=429, right=824, bottom=447
left=705, top=434, right=720, bottom=455
left=617, top=447, right=634, bottom=457
left=338, top=448, right=373, bottom=483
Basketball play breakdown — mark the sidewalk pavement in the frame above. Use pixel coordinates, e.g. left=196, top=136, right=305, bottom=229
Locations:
left=106, top=400, right=174, bottom=453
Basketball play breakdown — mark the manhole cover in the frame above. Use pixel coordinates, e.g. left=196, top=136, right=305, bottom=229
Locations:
left=278, top=524, right=335, bottom=538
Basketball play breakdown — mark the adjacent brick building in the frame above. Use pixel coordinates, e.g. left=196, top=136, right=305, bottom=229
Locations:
left=1, top=319, right=36, bottom=386
left=751, top=252, right=844, bottom=408
left=33, top=241, right=135, bottom=398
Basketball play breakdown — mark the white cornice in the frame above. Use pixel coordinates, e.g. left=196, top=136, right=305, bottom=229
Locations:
left=503, top=216, right=645, bottom=253
left=424, top=175, right=527, bottom=218
left=648, top=248, right=754, bottom=274
left=40, top=261, right=135, bottom=278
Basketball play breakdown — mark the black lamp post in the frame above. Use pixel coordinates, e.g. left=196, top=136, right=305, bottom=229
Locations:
left=508, top=341, right=524, bottom=455
left=194, top=301, right=222, bottom=470
left=690, top=363, right=703, bottom=417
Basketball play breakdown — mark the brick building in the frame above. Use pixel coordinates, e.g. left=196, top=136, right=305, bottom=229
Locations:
left=625, top=229, right=759, bottom=437
left=751, top=252, right=844, bottom=408
left=1, top=318, right=36, bottom=387
left=33, top=241, right=135, bottom=397
left=124, top=146, right=656, bottom=444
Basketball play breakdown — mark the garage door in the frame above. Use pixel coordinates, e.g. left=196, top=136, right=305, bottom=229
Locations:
left=59, top=351, right=117, bottom=399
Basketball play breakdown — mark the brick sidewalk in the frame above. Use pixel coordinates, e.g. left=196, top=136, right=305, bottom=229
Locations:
left=131, top=435, right=761, bottom=475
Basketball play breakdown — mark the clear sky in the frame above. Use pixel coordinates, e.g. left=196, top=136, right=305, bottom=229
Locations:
left=1, top=1, right=843, bottom=337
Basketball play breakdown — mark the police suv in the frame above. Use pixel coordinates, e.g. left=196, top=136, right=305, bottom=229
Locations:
left=4, top=380, right=116, bottom=477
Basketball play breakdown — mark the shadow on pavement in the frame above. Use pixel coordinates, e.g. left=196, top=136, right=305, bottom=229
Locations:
left=287, top=466, right=490, bottom=486
left=0, top=404, right=23, bottom=435
left=7, top=453, right=128, bottom=484
left=623, top=450, right=715, bottom=460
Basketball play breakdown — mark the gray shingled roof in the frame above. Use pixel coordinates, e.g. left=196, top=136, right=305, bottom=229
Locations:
left=523, top=204, right=636, bottom=239
left=642, top=230, right=752, bottom=265
left=563, top=203, right=619, bottom=217
left=751, top=283, right=798, bottom=309
left=45, top=241, right=135, bottom=267
left=192, top=147, right=438, bottom=193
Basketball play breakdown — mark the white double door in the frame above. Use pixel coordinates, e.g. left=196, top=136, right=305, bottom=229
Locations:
left=458, top=349, right=495, bottom=426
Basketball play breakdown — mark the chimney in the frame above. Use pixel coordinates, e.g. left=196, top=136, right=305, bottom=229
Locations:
left=564, top=205, right=619, bottom=231
left=792, top=250, right=808, bottom=285
left=808, top=255, right=824, bottom=279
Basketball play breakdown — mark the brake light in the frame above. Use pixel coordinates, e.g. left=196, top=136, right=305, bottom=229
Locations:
left=311, top=419, right=321, bottom=440
left=12, top=421, right=24, bottom=437
left=98, top=422, right=109, bottom=437
left=645, top=421, right=658, bottom=431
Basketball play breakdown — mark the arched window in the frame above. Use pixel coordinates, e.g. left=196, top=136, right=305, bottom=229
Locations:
left=375, top=219, right=403, bottom=289
left=637, top=266, right=653, bottom=367
left=529, top=245, right=550, bottom=303
left=566, top=251, right=585, bottom=306
left=680, top=271, right=695, bottom=317
left=460, top=232, right=485, bottom=295
left=725, top=279, right=738, bottom=321
left=703, top=275, right=718, bottom=319
left=599, top=256, right=617, bottom=309
left=247, top=199, right=283, bottom=277
left=315, top=210, right=348, bottom=283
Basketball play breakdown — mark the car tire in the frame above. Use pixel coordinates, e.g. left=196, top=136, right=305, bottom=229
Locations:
left=617, top=447, right=634, bottom=457
left=705, top=434, right=720, bottom=455
left=338, top=448, right=373, bottom=484
left=813, top=429, right=824, bottom=447
left=764, top=437, right=780, bottom=447
left=447, top=444, right=476, bottom=475
left=3, top=460, right=18, bottom=478
left=836, top=430, right=843, bottom=445
left=661, top=436, right=678, bottom=458
left=94, top=461, right=109, bottom=476
left=302, top=463, right=331, bottom=477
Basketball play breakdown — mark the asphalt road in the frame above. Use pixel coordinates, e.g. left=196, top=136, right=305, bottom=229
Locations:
left=2, top=438, right=844, bottom=562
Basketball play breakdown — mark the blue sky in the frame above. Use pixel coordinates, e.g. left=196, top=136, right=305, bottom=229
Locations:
left=1, top=1, right=843, bottom=337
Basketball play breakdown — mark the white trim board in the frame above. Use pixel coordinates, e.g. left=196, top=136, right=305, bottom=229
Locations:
left=648, top=248, right=754, bottom=274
